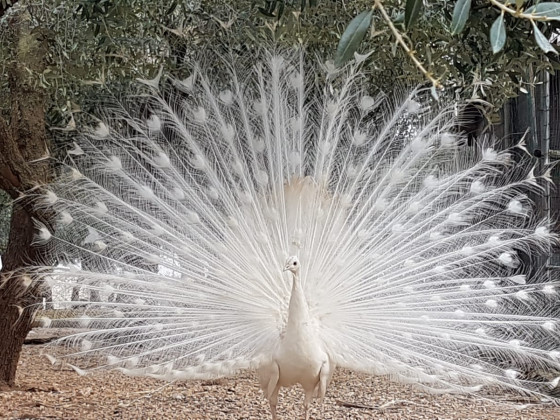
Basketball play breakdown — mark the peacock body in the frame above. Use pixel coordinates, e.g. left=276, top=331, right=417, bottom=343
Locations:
left=33, top=50, right=560, bottom=418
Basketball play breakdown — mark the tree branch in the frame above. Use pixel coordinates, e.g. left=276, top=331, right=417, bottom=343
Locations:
left=489, top=0, right=556, bottom=22
left=374, top=0, right=442, bottom=89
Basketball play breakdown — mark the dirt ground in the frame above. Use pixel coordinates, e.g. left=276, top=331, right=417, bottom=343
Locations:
left=2, top=331, right=560, bottom=419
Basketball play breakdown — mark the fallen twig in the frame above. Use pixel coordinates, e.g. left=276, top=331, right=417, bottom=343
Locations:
left=336, top=398, right=414, bottom=410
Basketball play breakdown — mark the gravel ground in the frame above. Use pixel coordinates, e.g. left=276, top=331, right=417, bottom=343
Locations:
left=2, top=331, right=560, bottom=419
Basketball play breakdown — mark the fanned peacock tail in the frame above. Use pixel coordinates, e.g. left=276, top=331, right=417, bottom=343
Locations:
left=30, top=50, right=560, bottom=400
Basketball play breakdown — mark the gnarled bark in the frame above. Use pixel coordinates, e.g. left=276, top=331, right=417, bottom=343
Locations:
left=0, top=3, right=50, bottom=387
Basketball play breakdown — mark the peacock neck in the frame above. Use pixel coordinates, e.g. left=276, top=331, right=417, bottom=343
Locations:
left=286, top=271, right=310, bottom=330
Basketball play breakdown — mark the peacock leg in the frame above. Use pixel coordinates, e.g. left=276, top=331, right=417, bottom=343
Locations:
left=269, top=384, right=280, bottom=420
left=303, top=388, right=314, bottom=420
left=317, top=360, right=332, bottom=404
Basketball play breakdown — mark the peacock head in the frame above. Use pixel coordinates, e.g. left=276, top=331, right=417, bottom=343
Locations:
left=283, top=256, right=300, bottom=274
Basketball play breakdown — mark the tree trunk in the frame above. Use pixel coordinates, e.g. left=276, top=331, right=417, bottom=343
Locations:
left=0, top=209, right=44, bottom=387
left=0, top=3, right=50, bottom=387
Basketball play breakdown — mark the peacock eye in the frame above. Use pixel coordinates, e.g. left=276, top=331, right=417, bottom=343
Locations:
left=293, top=262, right=297, bottom=266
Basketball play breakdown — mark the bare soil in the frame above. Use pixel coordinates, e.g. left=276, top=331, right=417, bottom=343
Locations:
left=2, top=330, right=560, bottom=419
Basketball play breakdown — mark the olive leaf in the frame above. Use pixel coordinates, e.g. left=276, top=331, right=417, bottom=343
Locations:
left=405, top=0, right=423, bottom=29
left=525, top=3, right=560, bottom=21
left=532, top=21, right=558, bottom=54
left=451, top=0, right=472, bottom=34
left=490, top=14, right=506, bottom=54
left=335, top=10, right=373, bottom=67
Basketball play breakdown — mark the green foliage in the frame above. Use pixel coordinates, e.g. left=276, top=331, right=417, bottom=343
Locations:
left=490, top=13, right=506, bottom=54
left=326, top=0, right=560, bottom=107
left=532, top=21, right=557, bottom=54
left=1, top=0, right=559, bottom=128
left=451, top=0, right=472, bottom=35
left=1, top=0, right=263, bottom=127
left=404, top=0, right=423, bottom=29
left=478, top=1, right=560, bottom=58
left=525, top=3, right=560, bottom=20
left=334, top=10, right=372, bottom=67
